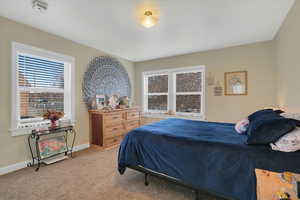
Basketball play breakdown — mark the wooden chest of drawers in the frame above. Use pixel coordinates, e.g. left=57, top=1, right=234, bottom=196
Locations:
left=89, top=108, right=141, bottom=148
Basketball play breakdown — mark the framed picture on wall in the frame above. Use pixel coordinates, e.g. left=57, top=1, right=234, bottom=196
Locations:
left=224, top=71, right=248, bottom=95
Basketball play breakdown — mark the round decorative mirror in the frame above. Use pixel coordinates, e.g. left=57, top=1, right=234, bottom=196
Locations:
left=82, top=56, right=131, bottom=108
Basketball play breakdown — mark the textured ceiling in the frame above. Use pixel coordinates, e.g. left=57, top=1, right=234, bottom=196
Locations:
left=0, top=0, right=295, bottom=61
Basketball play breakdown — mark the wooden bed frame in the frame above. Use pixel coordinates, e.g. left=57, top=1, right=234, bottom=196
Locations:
left=127, top=165, right=235, bottom=200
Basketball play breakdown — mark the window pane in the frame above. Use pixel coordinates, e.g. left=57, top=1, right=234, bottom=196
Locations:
left=148, top=75, right=168, bottom=93
left=176, top=95, right=201, bottom=113
left=20, top=92, right=64, bottom=119
left=18, top=54, right=65, bottom=120
left=176, top=72, right=202, bottom=92
left=148, top=95, right=168, bottom=111
left=18, top=55, right=64, bottom=89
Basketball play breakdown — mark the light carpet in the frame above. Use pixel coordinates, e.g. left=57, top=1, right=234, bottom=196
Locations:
left=0, top=146, right=218, bottom=200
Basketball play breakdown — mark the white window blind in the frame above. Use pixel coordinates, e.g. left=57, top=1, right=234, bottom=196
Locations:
left=18, top=54, right=65, bottom=120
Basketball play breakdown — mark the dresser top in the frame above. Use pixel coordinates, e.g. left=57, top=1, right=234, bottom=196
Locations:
left=89, top=107, right=139, bottom=114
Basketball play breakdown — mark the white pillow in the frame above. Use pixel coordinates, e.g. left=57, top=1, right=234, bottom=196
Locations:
left=281, top=112, right=300, bottom=120
left=270, top=127, right=300, bottom=152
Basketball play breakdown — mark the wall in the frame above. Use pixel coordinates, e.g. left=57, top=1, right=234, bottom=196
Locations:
left=1, top=0, right=298, bottom=169
left=135, top=41, right=277, bottom=123
left=0, top=16, right=135, bottom=168
left=275, top=0, right=300, bottom=112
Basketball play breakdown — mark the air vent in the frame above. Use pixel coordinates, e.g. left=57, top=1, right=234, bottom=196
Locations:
left=32, top=0, right=48, bottom=12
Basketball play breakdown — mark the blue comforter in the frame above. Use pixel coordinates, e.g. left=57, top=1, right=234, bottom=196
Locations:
left=118, top=119, right=300, bottom=200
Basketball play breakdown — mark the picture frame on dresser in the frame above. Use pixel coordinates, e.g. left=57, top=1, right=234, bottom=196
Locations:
left=95, top=94, right=105, bottom=109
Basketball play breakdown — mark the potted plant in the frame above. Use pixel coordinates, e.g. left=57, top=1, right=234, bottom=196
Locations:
left=43, top=110, right=64, bottom=128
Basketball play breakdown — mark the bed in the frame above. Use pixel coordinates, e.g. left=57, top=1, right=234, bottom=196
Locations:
left=118, top=118, right=300, bottom=200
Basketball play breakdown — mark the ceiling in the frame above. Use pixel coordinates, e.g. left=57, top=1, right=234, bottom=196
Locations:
left=0, top=0, right=295, bottom=62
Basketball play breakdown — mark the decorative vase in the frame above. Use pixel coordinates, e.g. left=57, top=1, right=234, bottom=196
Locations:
left=51, top=120, right=58, bottom=128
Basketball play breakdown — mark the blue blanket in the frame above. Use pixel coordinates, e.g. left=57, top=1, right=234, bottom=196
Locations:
left=118, top=119, right=300, bottom=200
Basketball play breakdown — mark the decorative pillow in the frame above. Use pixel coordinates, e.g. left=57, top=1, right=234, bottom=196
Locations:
left=281, top=113, right=300, bottom=121
left=248, top=109, right=276, bottom=121
left=280, top=113, right=300, bottom=127
left=247, top=114, right=296, bottom=144
left=235, top=118, right=249, bottom=134
left=271, top=127, right=300, bottom=152
left=274, top=109, right=285, bottom=114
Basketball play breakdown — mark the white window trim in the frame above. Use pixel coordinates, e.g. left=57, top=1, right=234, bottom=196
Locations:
left=142, top=66, right=205, bottom=119
left=11, top=42, right=76, bottom=136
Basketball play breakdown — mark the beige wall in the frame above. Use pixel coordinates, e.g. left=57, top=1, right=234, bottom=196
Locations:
left=0, top=16, right=135, bottom=168
left=135, top=41, right=277, bottom=123
left=1, top=0, right=298, bottom=169
left=275, top=0, right=300, bottom=112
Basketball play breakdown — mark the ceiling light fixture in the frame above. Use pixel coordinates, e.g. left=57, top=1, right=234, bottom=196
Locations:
left=141, top=10, right=158, bottom=28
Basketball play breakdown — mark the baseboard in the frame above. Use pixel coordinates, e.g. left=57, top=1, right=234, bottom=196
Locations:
left=0, top=143, right=90, bottom=176
left=0, top=160, right=31, bottom=176
left=72, top=143, right=90, bottom=152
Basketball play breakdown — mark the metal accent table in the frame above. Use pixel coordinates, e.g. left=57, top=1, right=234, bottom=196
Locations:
left=27, top=125, right=76, bottom=171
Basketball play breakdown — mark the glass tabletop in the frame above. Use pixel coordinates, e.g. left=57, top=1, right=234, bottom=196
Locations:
left=32, top=125, right=74, bottom=136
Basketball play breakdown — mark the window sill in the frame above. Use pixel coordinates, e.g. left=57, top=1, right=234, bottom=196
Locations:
left=142, top=113, right=205, bottom=121
left=10, top=120, right=76, bottom=137
left=10, top=127, right=38, bottom=136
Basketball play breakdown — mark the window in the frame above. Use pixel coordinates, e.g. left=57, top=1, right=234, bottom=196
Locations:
left=174, top=71, right=203, bottom=114
left=143, top=66, right=205, bottom=118
left=11, top=42, right=75, bottom=135
left=144, top=74, right=169, bottom=113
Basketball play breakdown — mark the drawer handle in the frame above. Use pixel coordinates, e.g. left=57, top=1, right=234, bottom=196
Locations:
left=112, top=128, right=118, bottom=131
left=112, top=117, right=119, bottom=119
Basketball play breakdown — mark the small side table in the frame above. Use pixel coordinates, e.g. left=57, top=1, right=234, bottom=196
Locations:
left=27, top=125, right=76, bottom=171
left=256, top=169, right=300, bottom=200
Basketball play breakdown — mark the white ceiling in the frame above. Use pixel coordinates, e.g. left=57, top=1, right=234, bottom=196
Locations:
left=0, top=0, right=295, bottom=62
